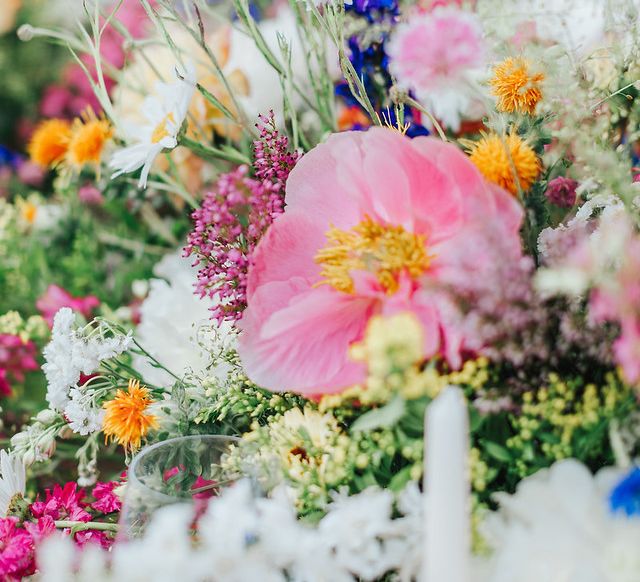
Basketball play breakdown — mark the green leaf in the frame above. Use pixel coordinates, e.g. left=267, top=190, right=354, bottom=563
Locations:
left=351, top=394, right=406, bottom=433
left=483, top=441, right=513, bottom=463
left=388, top=465, right=414, bottom=492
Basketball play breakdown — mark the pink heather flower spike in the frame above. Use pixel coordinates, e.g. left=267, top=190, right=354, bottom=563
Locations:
left=237, top=128, right=523, bottom=396
left=185, top=112, right=299, bottom=324
left=36, top=285, right=100, bottom=327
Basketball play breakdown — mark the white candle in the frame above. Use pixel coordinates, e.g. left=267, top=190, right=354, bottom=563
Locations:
left=423, top=386, right=471, bottom=582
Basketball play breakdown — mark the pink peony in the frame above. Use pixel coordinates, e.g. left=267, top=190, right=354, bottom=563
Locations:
left=36, top=285, right=100, bottom=327
left=238, top=129, right=523, bottom=395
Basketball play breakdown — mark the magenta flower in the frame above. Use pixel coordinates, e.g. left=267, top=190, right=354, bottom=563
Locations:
left=0, top=517, right=35, bottom=580
left=0, top=334, right=39, bottom=396
left=36, top=285, right=100, bottom=327
left=91, top=481, right=122, bottom=514
left=238, top=129, right=523, bottom=395
left=0, top=371, right=10, bottom=398
left=24, top=516, right=56, bottom=544
left=31, top=482, right=90, bottom=523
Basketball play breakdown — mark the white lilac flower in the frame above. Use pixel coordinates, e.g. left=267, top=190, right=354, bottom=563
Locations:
left=320, top=488, right=398, bottom=579
left=0, top=450, right=25, bottom=516
left=132, top=250, right=237, bottom=388
left=109, top=63, right=196, bottom=189
left=63, top=388, right=104, bottom=436
left=42, top=307, right=132, bottom=411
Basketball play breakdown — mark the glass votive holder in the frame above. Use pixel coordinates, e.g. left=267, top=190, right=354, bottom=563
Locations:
left=119, top=434, right=241, bottom=538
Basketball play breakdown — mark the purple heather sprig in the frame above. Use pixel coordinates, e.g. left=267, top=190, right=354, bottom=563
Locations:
left=185, top=112, right=299, bottom=324
left=253, top=110, right=300, bottom=189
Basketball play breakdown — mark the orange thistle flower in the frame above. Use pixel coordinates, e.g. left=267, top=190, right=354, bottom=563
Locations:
left=28, top=119, right=72, bottom=167
left=490, top=57, right=544, bottom=115
left=103, top=379, right=157, bottom=452
left=67, top=109, right=113, bottom=171
left=467, top=133, right=540, bottom=196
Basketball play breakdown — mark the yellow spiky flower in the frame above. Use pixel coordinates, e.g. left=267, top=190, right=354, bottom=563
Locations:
left=28, top=119, right=72, bottom=167
left=490, top=57, right=544, bottom=115
left=467, top=133, right=540, bottom=196
left=103, top=379, right=157, bottom=452
left=66, top=109, right=113, bottom=171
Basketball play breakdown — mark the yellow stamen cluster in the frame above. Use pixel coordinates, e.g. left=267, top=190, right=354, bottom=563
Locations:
left=28, top=119, right=72, bottom=167
left=151, top=112, right=176, bottom=144
left=315, top=216, right=432, bottom=295
left=468, top=133, right=540, bottom=196
left=490, top=57, right=544, bottom=115
left=103, top=379, right=158, bottom=453
left=67, top=110, right=112, bottom=169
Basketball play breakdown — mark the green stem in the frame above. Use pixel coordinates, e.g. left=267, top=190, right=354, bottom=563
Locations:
left=55, top=520, right=119, bottom=533
left=180, top=136, right=251, bottom=166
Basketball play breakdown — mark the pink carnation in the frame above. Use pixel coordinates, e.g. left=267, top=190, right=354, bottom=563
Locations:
left=238, top=129, right=523, bottom=395
left=0, top=517, right=35, bottom=580
left=36, top=285, right=100, bottom=327
left=91, top=481, right=122, bottom=514
left=31, top=482, right=90, bottom=523
left=387, top=8, right=485, bottom=95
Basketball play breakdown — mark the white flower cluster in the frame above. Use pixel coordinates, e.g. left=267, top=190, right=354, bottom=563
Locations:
left=42, top=307, right=132, bottom=417
left=132, top=251, right=236, bottom=389
left=38, top=481, right=423, bottom=582
left=481, top=460, right=640, bottom=582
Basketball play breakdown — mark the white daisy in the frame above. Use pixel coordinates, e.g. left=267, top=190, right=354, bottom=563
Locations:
left=109, top=62, right=196, bottom=189
left=0, top=450, right=26, bottom=517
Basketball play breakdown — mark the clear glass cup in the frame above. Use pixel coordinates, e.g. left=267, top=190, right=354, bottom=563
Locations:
left=119, top=434, right=241, bottom=538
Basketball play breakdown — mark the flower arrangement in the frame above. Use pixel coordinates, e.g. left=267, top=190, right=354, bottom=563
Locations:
left=0, top=0, right=640, bottom=580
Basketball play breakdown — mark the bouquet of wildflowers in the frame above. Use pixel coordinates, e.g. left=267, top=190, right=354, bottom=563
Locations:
left=1, top=0, right=640, bottom=579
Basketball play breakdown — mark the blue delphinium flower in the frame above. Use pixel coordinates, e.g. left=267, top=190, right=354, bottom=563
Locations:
left=609, top=467, right=640, bottom=517
left=336, top=0, right=429, bottom=137
left=0, top=146, right=18, bottom=168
